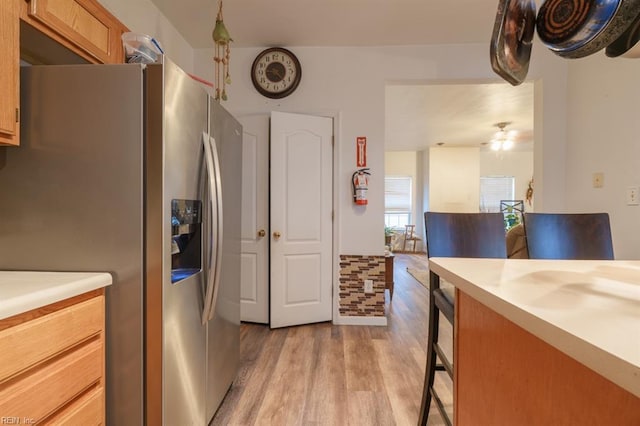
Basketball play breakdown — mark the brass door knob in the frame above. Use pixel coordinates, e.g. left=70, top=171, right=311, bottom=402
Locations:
left=273, top=231, right=281, bottom=240
left=257, top=229, right=266, bottom=238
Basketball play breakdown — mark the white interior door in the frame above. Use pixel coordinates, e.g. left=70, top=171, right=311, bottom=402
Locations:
left=239, top=115, right=269, bottom=323
left=270, top=111, right=333, bottom=328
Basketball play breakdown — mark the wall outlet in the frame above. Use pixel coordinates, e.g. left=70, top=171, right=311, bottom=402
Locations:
left=626, top=186, right=639, bottom=205
left=364, top=279, right=374, bottom=294
left=593, top=172, right=604, bottom=188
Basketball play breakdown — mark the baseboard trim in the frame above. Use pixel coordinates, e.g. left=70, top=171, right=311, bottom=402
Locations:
left=333, top=315, right=388, bottom=326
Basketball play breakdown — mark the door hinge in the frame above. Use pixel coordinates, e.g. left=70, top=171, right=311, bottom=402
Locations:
left=331, top=210, right=334, bottom=221
left=331, top=136, right=335, bottom=147
left=15, top=108, right=19, bottom=123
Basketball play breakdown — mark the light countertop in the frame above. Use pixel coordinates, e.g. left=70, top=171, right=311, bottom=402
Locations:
left=429, top=258, right=640, bottom=398
left=0, top=271, right=112, bottom=320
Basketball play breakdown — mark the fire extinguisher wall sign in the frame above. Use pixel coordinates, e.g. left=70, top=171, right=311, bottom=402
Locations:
left=356, top=137, right=367, bottom=167
left=352, top=168, right=370, bottom=205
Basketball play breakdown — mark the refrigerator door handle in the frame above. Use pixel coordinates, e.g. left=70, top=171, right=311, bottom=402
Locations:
left=201, top=132, right=224, bottom=324
left=201, top=132, right=218, bottom=325
left=207, top=134, right=224, bottom=322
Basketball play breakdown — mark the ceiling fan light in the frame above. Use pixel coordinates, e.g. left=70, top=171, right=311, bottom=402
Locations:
left=490, top=122, right=518, bottom=151
left=502, top=139, right=514, bottom=150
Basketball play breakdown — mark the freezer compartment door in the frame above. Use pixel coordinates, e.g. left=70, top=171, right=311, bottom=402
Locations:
left=206, top=100, right=242, bottom=421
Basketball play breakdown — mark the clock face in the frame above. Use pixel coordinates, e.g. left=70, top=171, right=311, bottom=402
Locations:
left=251, top=48, right=301, bottom=99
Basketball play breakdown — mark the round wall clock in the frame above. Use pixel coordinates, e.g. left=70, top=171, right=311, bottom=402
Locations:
left=251, top=47, right=302, bottom=99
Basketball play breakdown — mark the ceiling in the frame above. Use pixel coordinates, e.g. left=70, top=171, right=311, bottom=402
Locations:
left=386, top=82, right=534, bottom=152
left=148, top=0, right=534, bottom=152
left=148, top=0, right=503, bottom=49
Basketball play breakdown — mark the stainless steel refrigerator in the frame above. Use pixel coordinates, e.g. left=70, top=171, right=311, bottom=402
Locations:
left=0, top=58, right=241, bottom=425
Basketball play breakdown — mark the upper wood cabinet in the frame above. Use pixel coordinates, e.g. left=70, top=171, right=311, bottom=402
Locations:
left=0, top=1, right=20, bottom=147
left=0, top=0, right=128, bottom=147
left=21, top=0, right=128, bottom=65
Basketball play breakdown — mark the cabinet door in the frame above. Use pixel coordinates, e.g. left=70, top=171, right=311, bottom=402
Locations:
left=23, top=0, right=126, bottom=64
left=0, top=0, right=19, bottom=146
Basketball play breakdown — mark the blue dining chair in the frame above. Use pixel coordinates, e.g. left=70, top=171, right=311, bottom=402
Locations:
left=523, top=213, right=614, bottom=260
left=419, top=212, right=507, bottom=426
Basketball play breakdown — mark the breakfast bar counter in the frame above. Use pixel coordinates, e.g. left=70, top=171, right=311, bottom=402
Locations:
left=428, top=258, right=640, bottom=425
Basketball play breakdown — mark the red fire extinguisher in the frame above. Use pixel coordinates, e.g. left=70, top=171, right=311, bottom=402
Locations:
left=352, top=168, right=370, bottom=205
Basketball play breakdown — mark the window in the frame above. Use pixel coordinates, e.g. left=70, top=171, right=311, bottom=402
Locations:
left=385, top=176, right=412, bottom=228
left=480, top=176, right=515, bottom=213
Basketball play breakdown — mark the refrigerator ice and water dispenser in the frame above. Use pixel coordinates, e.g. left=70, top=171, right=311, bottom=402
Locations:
left=171, top=199, right=202, bottom=283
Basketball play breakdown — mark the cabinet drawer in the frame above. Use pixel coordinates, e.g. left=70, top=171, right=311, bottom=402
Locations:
left=42, top=386, right=104, bottom=425
left=23, top=0, right=125, bottom=64
left=0, top=295, right=103, bottom=380
left=0, top=338, right=103, bottom=421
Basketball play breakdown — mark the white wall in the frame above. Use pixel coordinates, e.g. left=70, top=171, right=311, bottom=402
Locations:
left=386, top=152, right=417, bottom=175
left=84, top=2, right=578, bottom=258
left=99, top=0, right=194, bottom=73
left=565, top=54, right=640, bottom=260
left=421, top=149, right=430, bottom=217
left=193, top=43, right=569, bottom=256
left=429, top=147, right=480, bottom=212
left=530, top=46, right=570, bottom=213
left=480, top=151, right=534, bottom=211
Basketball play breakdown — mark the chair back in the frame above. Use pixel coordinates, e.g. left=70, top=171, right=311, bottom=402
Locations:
left=424, top=212, right=507, bottom=258
left=523, top=213, right=614, bottom=260
left=405, top=224, right=417, bottom=239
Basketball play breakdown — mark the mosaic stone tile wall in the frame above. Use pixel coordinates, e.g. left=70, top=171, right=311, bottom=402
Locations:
left=339, top=255, right=385, bottom=317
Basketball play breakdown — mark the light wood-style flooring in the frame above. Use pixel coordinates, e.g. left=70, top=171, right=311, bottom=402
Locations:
left=210, top=253, right=452, bottom=425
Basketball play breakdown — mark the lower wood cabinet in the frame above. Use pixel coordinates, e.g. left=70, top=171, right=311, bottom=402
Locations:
left=455, top=290, right=640, bottom=425
left=0, top=289, right=105, bottom=424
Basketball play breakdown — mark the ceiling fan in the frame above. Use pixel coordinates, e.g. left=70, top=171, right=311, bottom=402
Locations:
left=490, top=122, right=517, bottom=151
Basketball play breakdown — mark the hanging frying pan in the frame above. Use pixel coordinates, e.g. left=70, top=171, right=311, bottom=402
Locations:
left=605, top=10, right=640, bottom=56
left=536, top=0, right=640, bottom=58
left=490, top=0, right=537, bottom=86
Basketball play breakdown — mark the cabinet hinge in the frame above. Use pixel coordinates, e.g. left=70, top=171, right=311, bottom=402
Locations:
left=331, top=210, right=334, bottom=221
left=331, top=136, right=335, bottom=147
left=16, top=108, right=19, bottom=123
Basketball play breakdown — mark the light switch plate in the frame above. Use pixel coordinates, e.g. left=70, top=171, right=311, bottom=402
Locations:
left=626, top=186, right=639, bottom=205
left=593, top=172, right=604, bottom=188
